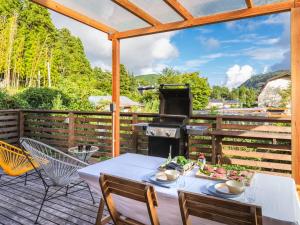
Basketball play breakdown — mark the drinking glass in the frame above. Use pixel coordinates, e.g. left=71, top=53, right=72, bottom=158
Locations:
left=244, top=176, right=256, bottom=203
left=177, top=172, right=186, bottom=189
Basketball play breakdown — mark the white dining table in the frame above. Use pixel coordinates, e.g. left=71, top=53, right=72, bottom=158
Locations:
left=78, top=153, right=300, bottom=225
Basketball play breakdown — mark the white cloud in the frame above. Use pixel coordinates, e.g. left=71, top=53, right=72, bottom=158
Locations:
left=196, top=28, right=213, bottom=34
left=262, top=65, right=270, bottom=74
left=226, top=13, right=289, bottom=32
left=174, top=52, right=241, bottom=72
left=271, top=51, right=290, bottom=71
left=151, top=38, right=178, bottom=59
left=206, top=38, right=220, bottom=49
left=246, top=47, right=287, bottom=60
left=51, top=12, right=179, bottom=75
left=197, top=37, right=220, bottom=49
left=185, top=59, right=210, bottom=68
left=225, top=21, right=239, bottom=30
left=225, top=65, right=255, bottom=89
left=263, top=13, right=289, bottom=25
left=140, top=64, right=169, bottom=75
left=257, top=38, right=280, bottom=45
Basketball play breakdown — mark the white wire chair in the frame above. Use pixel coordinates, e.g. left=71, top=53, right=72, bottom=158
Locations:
left=20, top=137, right=95, bottom=224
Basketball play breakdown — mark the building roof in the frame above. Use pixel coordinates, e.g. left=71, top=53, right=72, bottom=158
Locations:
left=225, top=100, right=240, bottom=104
left=266, top=72, right=291, bottom=83
left=209, top=99, right=223, bottom=103
left=209, top=99, right=240, bottom=104
left=89, top=96, right=142, bottom=108
left=259, top=72, right=291, bottom=94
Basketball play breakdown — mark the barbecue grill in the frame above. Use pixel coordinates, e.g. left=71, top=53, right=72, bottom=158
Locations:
left=135, top=84, right=208, bottom=158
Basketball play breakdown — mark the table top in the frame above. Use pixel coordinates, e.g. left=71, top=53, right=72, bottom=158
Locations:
left=78, top=153, right=300, bottom=224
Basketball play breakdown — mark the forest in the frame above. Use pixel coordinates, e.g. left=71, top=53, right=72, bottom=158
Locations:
left=0, top=0, right=259, bottom=112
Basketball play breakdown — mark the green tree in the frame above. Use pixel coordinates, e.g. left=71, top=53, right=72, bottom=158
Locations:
left=119, top=64, right=139, bottom=100
left=279, top=83, right=291, bottom=108
left=229, top=86, right=257, bottom=107
left=211, top=86, right=230, bottom=100
left=181, top=72, right=211, bottom=110
left=144, top=68, right=211, bottom=110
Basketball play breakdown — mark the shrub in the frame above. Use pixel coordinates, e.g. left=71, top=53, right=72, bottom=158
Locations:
left=17, top=87, right=70, bottom=109
left=0, top=90, right=29, bottom=109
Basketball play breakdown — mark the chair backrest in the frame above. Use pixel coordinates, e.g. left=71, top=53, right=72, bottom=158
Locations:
left=99, top=173, right=160, bottom=225
left=178, top=190, right=262, bottom=225
left=20, top=137, right=88, bottom=186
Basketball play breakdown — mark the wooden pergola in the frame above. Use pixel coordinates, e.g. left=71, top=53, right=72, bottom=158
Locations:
left=31, top=0, right=300, bottom=185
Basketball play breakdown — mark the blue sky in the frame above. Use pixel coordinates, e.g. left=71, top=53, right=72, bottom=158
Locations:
left=166, top=12, right=290, bottom=86
left=52, top=11, right=290, bottom=88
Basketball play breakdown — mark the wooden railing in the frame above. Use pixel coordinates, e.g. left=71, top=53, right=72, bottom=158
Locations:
left=0, top=110, right=21, bottom=144
left=0, top=109, right=292, bottom=176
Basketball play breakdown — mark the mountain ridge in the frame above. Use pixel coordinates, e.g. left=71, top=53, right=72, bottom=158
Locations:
left=239, top=70, right=290, bottom=90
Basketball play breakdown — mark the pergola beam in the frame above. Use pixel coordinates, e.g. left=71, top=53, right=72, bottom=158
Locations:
left=112, top=0, right=161, bottom=26
left=245, top=0, right=254, bottom=8
left=291, top=7, right=300, bottom=186
left=109, top=1, right=293, bottom=39
left=164, top=0, right=193, bottom=20
left=30, top=0, right=117, bottom=34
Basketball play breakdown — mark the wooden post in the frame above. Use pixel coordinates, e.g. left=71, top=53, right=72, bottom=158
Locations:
left=291, top=6, right=300, bottom=185
left=68, top=113, right=75, bottom=148
left=18, top=110, right=24, bottom=139
left=132, top=113, right=139, bottom=153
left=112, top=39, right=121, bottom=157
left=212, top=116, right=223, bottom=164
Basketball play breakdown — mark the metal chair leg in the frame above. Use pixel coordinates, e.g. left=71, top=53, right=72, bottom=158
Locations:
left=87, top=184, right=95, bottom=204
left=35, top=186, right=49, bottom=224
left=24, top=173, right=28, bottom=186
left=66, top=185, right=69, bottom=196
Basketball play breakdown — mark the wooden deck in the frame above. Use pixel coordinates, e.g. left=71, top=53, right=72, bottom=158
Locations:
left=0, top=170, right=112, bottom=225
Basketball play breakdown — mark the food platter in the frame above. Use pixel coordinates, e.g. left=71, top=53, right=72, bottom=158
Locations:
left=159, top=156, right=195, bottom=174
left=196, top=164, right=255, bottom=186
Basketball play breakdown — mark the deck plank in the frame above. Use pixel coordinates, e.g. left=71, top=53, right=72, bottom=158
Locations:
left=0, top=171, right=113, bottom=225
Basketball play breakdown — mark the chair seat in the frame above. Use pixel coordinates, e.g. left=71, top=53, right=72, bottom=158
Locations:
left=1, top=162, right=35, bottom=176
left=20, top=137, right=88, bottom=186
left=0, top=141, right=38, bottom=176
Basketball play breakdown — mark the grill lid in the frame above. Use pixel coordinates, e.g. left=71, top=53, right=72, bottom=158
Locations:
left=159, top=84, right=193, bottom=118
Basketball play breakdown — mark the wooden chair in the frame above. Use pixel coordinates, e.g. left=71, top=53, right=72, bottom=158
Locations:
left=178, top=190, right=262, bottom=225
left=97, top=173, right=160, bottom=225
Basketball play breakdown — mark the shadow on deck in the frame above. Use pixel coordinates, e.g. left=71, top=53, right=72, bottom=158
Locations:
left=0, top=171, right=112, bottom=225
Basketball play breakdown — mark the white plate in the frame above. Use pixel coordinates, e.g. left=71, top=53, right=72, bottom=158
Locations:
left=206, top=183, right=242, bottom=199
left=149, top=174, right=177, bottom=184
left=214, top=183, right=236, bottom=195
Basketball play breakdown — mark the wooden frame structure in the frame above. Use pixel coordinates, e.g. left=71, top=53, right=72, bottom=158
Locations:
left=178, top=190, right=262, bottom=225
left=99, top=173, right=159, bottom=225
left=30, top=0, right=300, bottom=185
